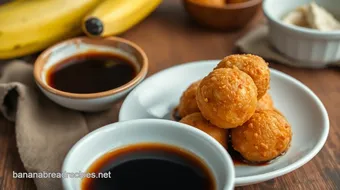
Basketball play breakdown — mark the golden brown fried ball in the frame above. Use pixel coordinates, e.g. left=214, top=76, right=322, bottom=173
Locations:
left=273, top=108, right=284, bottom=116
left=231, top=110, right=292, bottom=162
left=196, top=68, right=257, bottom=129
left=178, top=80, right=201, bottom=118
left=256, top=92, right=274, bottom=111
left=215, top=54, right=270, bottom=99
left=180, top=112, right=228, bottom=148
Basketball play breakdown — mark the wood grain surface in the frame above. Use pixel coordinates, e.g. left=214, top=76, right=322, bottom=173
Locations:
left=0, top=0, right=339, bottom=189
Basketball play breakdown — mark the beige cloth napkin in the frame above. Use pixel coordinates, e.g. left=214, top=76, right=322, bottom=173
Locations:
left=236, top=25, right=340, bottom=67
left=0, top=61, right=119, bottom=190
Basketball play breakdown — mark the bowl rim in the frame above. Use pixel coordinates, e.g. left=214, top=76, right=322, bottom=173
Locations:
left=263, top=0, right=340, bottom=36
left=62, top=118, right=235, bottom=190
left=184, top=0, right=262, bottom=10
left=33, top=36, right=148, bottom=99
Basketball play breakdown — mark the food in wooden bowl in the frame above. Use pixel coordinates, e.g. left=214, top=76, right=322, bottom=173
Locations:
left=227, top=0, right=249, bottom=4
left=183, top=0, right=262, bottom=30
left=189, top=0, right=226, bottom=7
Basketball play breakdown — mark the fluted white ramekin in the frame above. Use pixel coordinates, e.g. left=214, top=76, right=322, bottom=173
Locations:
left=263, top=0, right=340, bottom=68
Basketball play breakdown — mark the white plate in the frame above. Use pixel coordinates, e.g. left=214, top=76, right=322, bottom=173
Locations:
left=119, top=60, right=329, bottom=186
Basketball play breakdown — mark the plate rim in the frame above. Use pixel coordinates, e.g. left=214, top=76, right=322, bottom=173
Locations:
left=119, top=60, right=330, bottom=186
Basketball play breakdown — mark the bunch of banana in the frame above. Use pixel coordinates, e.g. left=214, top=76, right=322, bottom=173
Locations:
left=0, top=0, right=162, bottom=59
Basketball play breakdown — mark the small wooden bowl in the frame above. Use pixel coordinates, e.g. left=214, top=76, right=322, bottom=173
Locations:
left=183, top=0, right=262, bottom=30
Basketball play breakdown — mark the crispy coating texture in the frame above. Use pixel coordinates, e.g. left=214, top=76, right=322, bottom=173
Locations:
left=215, top=54, right=270, bottom=99
left=231, top=110, right=292, bottom=162
left=256, top=92, right=274, bottom=111
left=196, top=68, right=257, bottom=129
left=273, top=108, right=284, bottom=116
left=178, top=80, right=201, bottom=118
left=180, top=112, right=228, bottom=148
left=190, top=0, right=225, bottom=7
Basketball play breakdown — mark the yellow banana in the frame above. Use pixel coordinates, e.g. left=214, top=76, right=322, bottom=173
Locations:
left=0, top=31, right=79, bottom=59
left=82, top=0, right=162, bottom=37
left=0, top=0, right=102, bottom=59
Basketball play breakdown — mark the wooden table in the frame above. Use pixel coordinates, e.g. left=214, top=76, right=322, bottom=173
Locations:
left=1, top=0, right=339, bottom=189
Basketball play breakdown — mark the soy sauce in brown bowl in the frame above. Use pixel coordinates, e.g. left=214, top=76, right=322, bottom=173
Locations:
left=81, top=143, right=216, bottom=190
left=34, top=37, right=148, bottom=112
left=46, top=52, right=138, bottom=94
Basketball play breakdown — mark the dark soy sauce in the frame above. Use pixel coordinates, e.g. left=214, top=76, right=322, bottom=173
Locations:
left=47, top=52, right=137, bottom=94
left=81, top=143, right=216, bottom=190
left=171, top=106, right=181, bottom=121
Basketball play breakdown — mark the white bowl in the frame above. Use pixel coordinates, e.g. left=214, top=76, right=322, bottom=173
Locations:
left=34, top=37, right=148, bottom=112
left=119, top=60, right=329, bottom=186
left=263, top=0, right=340, bottom=68
left=62, top=119, right=235, bottom=190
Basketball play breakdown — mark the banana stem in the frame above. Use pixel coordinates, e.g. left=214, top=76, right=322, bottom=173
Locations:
left=84, top=17, right=104, bottom=36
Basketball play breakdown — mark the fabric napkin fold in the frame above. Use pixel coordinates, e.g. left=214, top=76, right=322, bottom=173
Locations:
left=0, top=61, right=119, bottom=190
left=236, top=25, right=340, bottom=67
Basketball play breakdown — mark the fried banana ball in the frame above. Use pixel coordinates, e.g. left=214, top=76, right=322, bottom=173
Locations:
left=231, top=110, right=292, bottom=162
left=215, top=54, right=270, bottom=99
left=273, top=108, right=284, bottom=116
left=196, top=68, right=257, bottom=129
left=180, top=112, right=228, bottom=148
left=178, top=80, right=201, bottom=118
left=256, top=92, right=274, bottom=111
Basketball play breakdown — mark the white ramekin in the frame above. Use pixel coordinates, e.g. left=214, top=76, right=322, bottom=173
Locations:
left=263, top=0, right=340, bottom=68
left=62, top=119, right=235, bottom=190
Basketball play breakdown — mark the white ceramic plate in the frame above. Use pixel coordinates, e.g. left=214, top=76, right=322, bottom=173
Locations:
left=119, top=60, right=329, bottom=186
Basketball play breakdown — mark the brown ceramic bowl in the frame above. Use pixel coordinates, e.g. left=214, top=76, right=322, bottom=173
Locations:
left=183, top=0, right=262, bottom=30
left=34, top=37, right=148, bottom=112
